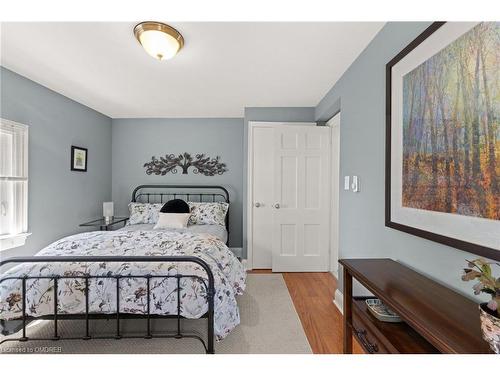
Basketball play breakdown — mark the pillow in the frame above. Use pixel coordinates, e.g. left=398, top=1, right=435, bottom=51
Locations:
left=128, top=202, right=163, bottom=225
left=160, top=199, right=190, bottom=213
left=188, top=202, right=229, bottom=226
left=154, top=213, right=190, bottom=230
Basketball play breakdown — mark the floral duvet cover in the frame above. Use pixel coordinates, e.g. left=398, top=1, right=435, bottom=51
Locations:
left=0, top=230, right=246, bottom=339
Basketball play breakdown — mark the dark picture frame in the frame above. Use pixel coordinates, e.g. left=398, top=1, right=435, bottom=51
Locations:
left=71, top=146, right=88, bottom=172
left=385, top=22, right=499, bottom=261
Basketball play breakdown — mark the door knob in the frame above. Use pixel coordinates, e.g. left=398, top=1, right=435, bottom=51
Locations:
left=274, top=203, right=280, bottom=209
left=254, top=202, right=261, bottom=208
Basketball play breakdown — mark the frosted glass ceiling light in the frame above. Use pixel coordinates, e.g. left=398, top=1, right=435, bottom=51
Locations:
left=134, top=21, right=184, bottom=61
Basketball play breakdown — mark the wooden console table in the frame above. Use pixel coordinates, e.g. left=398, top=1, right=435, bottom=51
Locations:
left=340, top=258, right=492, bottom=354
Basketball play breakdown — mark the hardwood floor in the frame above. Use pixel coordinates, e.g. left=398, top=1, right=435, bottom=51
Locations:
left=250, top=270, right=364, bottom=354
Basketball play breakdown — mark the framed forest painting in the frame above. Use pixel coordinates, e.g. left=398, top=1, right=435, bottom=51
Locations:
left=386, top=22, right=500, bottom=260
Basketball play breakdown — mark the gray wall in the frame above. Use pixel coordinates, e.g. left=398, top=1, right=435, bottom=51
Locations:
left=315, top=22, right=490, bottom=301
left=0, top=67, right=112, bottom=258
left=111, top=118, right=244, bottom=247
left=242, top=107, right=316, bottom=258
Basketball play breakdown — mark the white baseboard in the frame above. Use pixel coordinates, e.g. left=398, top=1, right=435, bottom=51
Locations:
left=333, top=289, right=343, bottom=314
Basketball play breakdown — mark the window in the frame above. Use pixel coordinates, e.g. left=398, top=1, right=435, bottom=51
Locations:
left=0, top=118, right=29, bottom=250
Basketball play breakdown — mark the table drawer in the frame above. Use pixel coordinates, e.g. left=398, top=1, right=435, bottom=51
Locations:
left=352, top=302, right=392, bottom=354
left=352, top=319, right=390, bottom=353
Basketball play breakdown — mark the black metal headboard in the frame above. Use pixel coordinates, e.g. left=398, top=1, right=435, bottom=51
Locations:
left=131, top=185, right=230, bottom=242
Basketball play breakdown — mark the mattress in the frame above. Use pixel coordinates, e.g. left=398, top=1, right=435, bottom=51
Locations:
left=118, top=223, right=228, bottom=244
left=0, top=230, right=246, bottom=340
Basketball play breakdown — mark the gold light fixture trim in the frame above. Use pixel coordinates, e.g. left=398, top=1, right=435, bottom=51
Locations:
left=134, top=21, right=184, bottom=61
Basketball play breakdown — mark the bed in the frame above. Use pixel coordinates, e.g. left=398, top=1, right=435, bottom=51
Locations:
left=0, top=185, right=245, bottom=354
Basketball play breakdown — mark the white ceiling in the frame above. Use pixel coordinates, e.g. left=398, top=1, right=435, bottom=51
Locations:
left=0, top=22, right=384, bottom=118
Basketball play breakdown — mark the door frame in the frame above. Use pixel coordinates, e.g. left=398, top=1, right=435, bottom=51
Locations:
left=246, top=121, right=317, bottom=270
left=326, top=113, right=341, bottom=278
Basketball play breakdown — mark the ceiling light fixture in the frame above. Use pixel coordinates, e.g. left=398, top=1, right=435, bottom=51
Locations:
left=134, top=21, right=184, bottom=61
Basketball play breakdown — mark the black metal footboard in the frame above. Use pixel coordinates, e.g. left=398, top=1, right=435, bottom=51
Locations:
left=0, top=256, right=216, bottom=354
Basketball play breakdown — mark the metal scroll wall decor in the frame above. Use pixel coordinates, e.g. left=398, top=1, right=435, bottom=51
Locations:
left=144, top=152, right=228, bottom=176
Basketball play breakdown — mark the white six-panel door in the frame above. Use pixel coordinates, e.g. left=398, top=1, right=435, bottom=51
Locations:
left=249, top=122, right=331, bottom=272
left=271, top=125, right=331, bottom=272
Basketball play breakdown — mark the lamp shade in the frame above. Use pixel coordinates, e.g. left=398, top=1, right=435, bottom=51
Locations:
left=103, top=202, right=114, bottom=219
left=134, top=22, right=184, bottom=61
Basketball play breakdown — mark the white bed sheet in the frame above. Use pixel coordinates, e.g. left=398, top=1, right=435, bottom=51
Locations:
left=119, top=223, right=228, bottom=243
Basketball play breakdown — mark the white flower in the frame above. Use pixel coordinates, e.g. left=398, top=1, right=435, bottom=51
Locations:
left=487, top=299, right=498, bottom=311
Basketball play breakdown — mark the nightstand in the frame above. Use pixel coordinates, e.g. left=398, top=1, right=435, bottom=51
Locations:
left=79, top=217, right=129, bottom=231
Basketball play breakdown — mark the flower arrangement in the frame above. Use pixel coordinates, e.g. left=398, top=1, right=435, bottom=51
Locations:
left=462, top=258, right=500, bottom=316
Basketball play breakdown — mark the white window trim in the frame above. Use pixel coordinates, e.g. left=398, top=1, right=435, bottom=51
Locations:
left=0, top=118, right=29, bottom=251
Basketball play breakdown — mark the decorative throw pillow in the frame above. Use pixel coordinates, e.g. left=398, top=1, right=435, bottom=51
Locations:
left=153, top=213, right=190, bottom=229
left=188, top=202, right=229, bottom=226
left=128, top=203, right=163, bottom=225
left=160, top=199, right=190, bottom=213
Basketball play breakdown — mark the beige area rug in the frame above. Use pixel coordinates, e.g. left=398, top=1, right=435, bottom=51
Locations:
left=0, top=274, right=312, bottom=354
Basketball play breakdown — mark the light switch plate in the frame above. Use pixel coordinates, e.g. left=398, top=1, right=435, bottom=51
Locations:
left=352, top=176, right=359, bottom=192
left=344, top=176, right=350, bottom=191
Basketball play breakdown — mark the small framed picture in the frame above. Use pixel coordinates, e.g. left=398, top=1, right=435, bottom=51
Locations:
left=71, top=146, right=88, bottom=172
